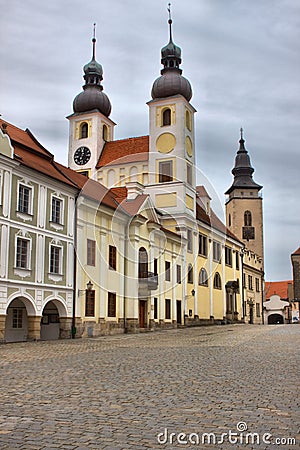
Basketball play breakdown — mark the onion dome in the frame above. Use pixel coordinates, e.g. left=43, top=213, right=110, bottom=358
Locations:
left=73, top=24, right=111, bottom=117
left=225, top=129, right=262, bottom=195
left=151, top=5, right=192, bottom=102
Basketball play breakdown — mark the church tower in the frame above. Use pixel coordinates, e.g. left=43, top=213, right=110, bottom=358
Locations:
left=225, top=130, right=264, bottom=261
left=145, top=6, right=196, bottom=220
left=67, top=25, right=115, bottom=179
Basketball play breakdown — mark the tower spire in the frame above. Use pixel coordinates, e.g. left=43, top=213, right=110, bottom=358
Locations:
left=92, top=22, right=96, bottom=60
left=167, top=3, right=173, bottom=42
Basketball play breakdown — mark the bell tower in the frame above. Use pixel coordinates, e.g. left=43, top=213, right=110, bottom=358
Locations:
left=225, top=129, right=264, bottom=261
left=145, top=5, right=196, bottom=220
left=67, top=24, right=115, bottom=179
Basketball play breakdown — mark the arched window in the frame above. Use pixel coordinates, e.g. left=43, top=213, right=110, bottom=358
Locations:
left=187, top=264, right=193, bottom=284
left=162, top=108, right=171, bottom=126
left=185, top=110, right=192, bottom=131
left=80, top=122, right=88, bottom=139
left=102, top=124, right=108, bottom=141
left=138, top=247, right=148, bottom=279
left=244, top=210, right=252, bottom=226
left=199, top=268, right=208, bottom=286
left=213, top=272, right=222, bottom=290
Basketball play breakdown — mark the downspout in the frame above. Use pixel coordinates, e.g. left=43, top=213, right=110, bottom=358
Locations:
left=261, top=270, right=265, bottom=325
left=240, top=250, right=245, bottom=322
left=71, top=193, right=79, bottom=338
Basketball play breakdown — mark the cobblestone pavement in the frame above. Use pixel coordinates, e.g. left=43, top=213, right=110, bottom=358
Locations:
left=0, top=324, right=299, bottom=450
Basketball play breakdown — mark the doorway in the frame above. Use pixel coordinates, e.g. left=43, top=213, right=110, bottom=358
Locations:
left=41, top=301, right=60, bottom=340
left=176, top=300, right=182, bottom=324
left=139, top=300, right=147, bottom=328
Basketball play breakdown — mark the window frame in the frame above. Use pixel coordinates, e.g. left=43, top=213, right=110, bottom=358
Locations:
left=158, top=160, right=173, bottom=183
left=165, top=298, right=171, bottom=320
left=187, top=228, right=193, bottom=252
left=225, top=246, right=232, bottom=267
left=165, top=261, right=171, bottom=282
left=199, top=268, right=208, bottom=286
left=87, top=239, right=96, bottom=266
left=213, top=272, right=222, bottom=290
left=50, top=195, right=64, bottom=225
left=80, top=122, right=89, bottom=139
left=85, top=289, right=95, bottom=317
left=49, top=243, right=63, bottom=275
left=109, top=245, right=117, bottom=271
left=17, top=182, right=33, bottom=215
left=108, top=292, right=116, bottom=317
left=176, top=264, right=181, bottom=284
left=187, top=264, right=193, bottom=284
left=213, top=241, right=221, bottom=262
left=15, top=236, right=31, bottom=269
left=12, top=308, right=23, bottom=328
left=198, top=233, right=207, bottom=257
left=162, top=108, right=171, bottom=126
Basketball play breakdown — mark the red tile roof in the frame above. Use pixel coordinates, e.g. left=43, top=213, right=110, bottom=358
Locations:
left=97, top=136, right=149, bottom=168
left=196, top=198, right=242, bottom=243
left=265, top=280, right=293, bottom=300
left=292, top=247, right=300, bottom=256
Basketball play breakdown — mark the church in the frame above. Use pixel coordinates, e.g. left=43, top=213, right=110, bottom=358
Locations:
left=0, top=10, right=264, bottom=341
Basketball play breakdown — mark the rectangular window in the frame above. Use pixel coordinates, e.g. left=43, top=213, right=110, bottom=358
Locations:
left=159, top=160, right=173, bottom=183
left=16, top=238, right=30, bottom=269
left=225, top=247, right=232, bottom=266
left=12, top=309, right=23, bottom=328
left=248, top=275, right=253, bottom=291
left=165, top=261, right=171, bottom=281
left=187, top=228, right=193, bottom=252
left=213, top=241, right=221, bottom=262
left=154, top=297, right=158, bottom=320
left=165, top=299, right=171, bottom=320
left=255, top=278, right=260, bottom=292
left=187, top=163, right=193, bottom=185
left=176, top=264, right=181, bottom=284
left=85, top=290, right=95, bottom=317
left=236, top=251, right=240, bottom=270
left=50, top=245, right=61, bottom=274
left=198, top=234, right=207, bottom=257
left=109, top=245, right=117, bottom=270
left=243, top=273, right=246, bottom=288
left=51, top=197, right=63, bottom=224
left=87, top=239, right=96, bottom=266
left=256, top=303, right=261, bottom=318
left=108, top=292, right=116, bottom=317
left=18, top=184, right=32, bottom=214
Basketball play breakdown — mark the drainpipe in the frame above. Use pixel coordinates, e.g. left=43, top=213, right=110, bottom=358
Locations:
left=240, top=250, right=245, bottom=321
left=71, top=193, right=79, bottom=339
left=261, top=271, right=265, bottom=325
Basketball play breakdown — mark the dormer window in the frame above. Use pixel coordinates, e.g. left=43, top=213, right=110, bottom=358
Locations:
left=80, top=122, right=88, bottom=139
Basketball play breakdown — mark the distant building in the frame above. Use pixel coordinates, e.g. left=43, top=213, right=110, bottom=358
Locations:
left=291, top=246, right=300, bottom=322
left=264, top=280, right=293, bottom=324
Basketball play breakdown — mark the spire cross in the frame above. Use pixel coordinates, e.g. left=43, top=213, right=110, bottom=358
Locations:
left=167, top=3, right=173, bottom=41
left=92, top=22, right=96, bottom=60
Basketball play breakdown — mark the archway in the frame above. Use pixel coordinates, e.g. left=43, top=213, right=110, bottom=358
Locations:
left=41, top=301, right=60, bottom=340
left=5, top=298, right=29, bottom=342
left=268, top=314, right=284, bottom=325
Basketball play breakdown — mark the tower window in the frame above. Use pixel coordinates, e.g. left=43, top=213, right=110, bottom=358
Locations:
left=185, top=110, right=192, bottom=131
left=228, top=214, right=231, bottom=227
left=80, top=122, right=88, bottom=139
left=102, top=124, right=109, bottom=141
left=159, top=160, right=173, bottom=183
left=244, top=210, right=252, bottom=226
left=162, top=108, right=171, bottom=126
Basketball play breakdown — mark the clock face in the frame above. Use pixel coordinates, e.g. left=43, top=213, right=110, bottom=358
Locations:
left=73, top=146, right=91, bottom=166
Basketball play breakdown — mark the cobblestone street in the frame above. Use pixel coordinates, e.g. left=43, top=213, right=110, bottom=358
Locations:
left=0, top=324, right=299, bottom=449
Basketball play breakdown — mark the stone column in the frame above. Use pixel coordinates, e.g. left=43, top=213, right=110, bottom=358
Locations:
left=27, top=316, right=41, bottom=341
left=0, top=315, right=7, bottom=342
left=59, top=317, right=72, bottom=339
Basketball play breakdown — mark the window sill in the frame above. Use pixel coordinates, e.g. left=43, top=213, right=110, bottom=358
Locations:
left=14, top=267, right=31, bottom=278
left=48, top=273, right=63, bottom=282
left=16, top=211, right=33, bottom=221
left=49, top=221, right=64, bottom=231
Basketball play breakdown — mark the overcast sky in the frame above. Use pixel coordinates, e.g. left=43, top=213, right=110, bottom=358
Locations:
left=1, top=0, right=299, bottom=281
